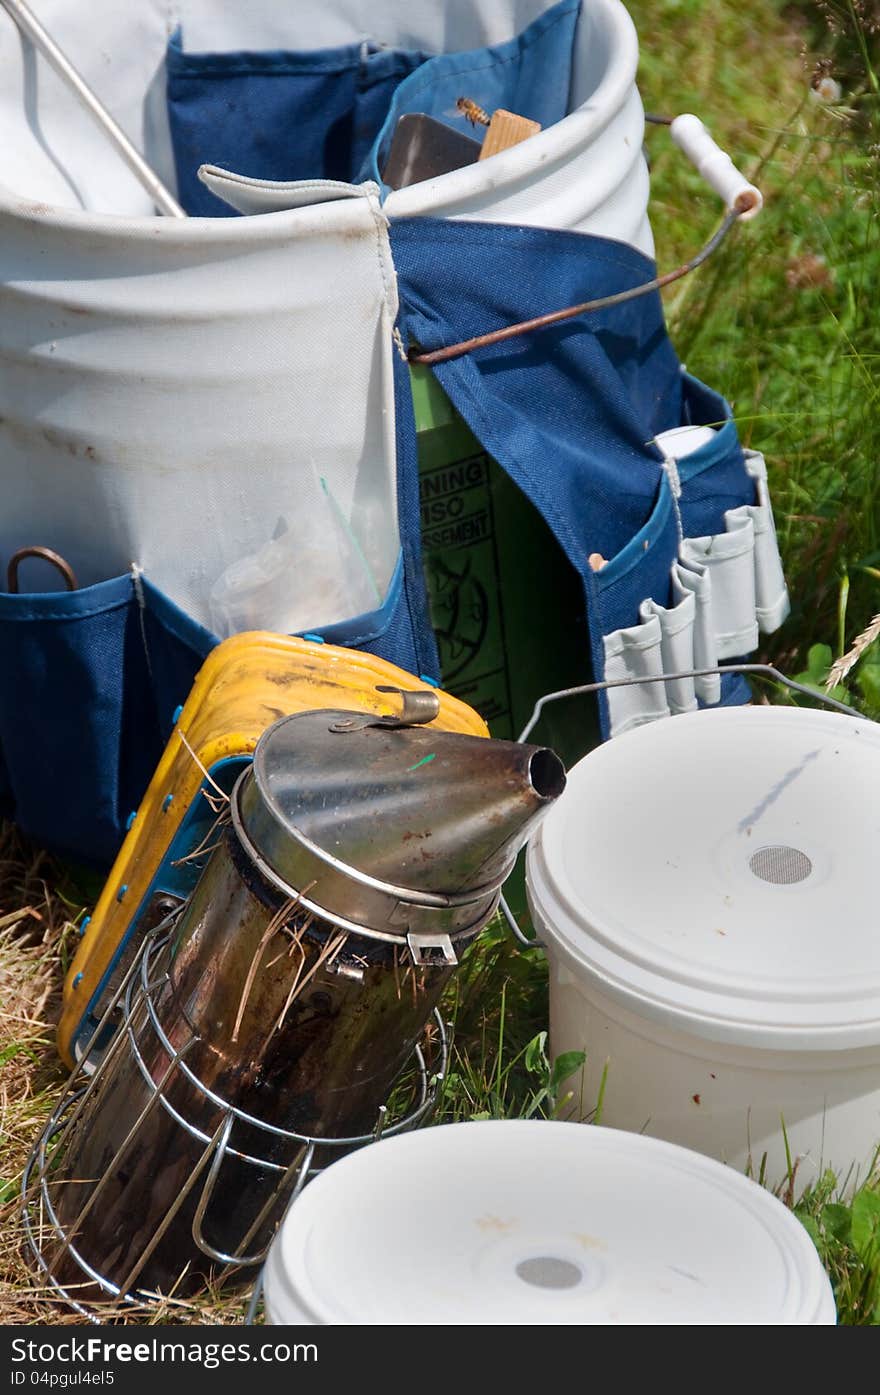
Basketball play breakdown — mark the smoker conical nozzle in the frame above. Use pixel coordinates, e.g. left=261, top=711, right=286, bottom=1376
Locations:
left=233, top=708, right=566, bottom=942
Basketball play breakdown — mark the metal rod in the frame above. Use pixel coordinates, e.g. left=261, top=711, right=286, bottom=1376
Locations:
left=516, top=662, right=867, bottom=744
left=32, top=935, right=155, bottom=1180
left=245, top=1270, right=264, bottom=1326
left=499, top=891, right=544, bottom=950
left=113, top=1113, right=229, bottom=1299
left=193, top=1120, right=316, bottom=1269
left=45, top=1044, right=191, bottom=1273
left=0, top=0, right=186, bottom=218
left=410, top=209, right=743, bottom=366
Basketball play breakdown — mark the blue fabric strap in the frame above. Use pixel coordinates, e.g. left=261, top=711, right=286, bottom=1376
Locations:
left=389, top=217, right=756, bottom=734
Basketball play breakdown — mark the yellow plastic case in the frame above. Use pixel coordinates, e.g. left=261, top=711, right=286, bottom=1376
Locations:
left=59, top=631, right=487, bottom=1066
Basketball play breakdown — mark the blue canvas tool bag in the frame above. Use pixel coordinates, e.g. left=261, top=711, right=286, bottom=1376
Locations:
left=0, top=0, right=786, bottom=867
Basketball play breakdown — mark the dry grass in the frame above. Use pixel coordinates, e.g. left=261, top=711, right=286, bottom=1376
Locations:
left=0, top=824, right=252, bottom=1327
left=0, top=823, right=79, bottom=1324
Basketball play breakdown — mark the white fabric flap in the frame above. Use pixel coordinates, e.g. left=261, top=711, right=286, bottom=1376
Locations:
left=680, top=513, right=759, bottom=659
left=198, top=168, right=381, bottom=214
left=671, top=558, right=721, bottom=706
left=742, top=449, right=791, bottom=632
left=603, top=614, right=671, bottom=738
left=639, top=591, right=699, bottom=715
left=0, top=188, right=401, bottom=631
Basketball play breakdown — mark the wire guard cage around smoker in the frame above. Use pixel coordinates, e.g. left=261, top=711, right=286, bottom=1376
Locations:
left=21, top=700, right=563, bottom=1321
left=22, top=913, right=449, bottom=1322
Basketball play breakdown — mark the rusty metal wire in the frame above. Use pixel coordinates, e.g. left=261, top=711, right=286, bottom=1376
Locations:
left=409, top=208, right=744, bottom=367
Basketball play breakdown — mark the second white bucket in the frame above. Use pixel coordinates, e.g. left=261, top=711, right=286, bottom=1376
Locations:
left=526, top=706, right=880, bottom=1194
left=262, top=1120, right=834, bottom=1324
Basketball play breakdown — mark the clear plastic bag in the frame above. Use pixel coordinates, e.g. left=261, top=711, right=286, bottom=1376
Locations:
left=209, top=465, right=381, bottom=638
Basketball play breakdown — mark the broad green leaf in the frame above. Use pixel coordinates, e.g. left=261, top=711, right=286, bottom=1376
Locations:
left=524, top=1031, right=549, bottom=1076
left=857, top=659, right=880, bottom=713
left=806, top=643, right=833, bottom=680
left=850, top=1187, right=880, bottom=1258
left=550, top=1050, right=586, bottom=1092
left=794, top=1210, right=821, bottom=1249
left=821, top=1201, right=853, bottom=1245
left=793, top=644, right=852, bottom=705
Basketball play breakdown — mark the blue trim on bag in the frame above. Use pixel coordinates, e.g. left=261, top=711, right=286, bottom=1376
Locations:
left=676, top=418, right=740, bottom=482
left=302, top=553, right=404, bottom=649
left=593, top=477, right=674, bottom=589
left=392, top=343, right=441, bottom=684
left=0, top=573, right=133, bottom=622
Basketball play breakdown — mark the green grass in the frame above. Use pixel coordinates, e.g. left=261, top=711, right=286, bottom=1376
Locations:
left=2, top=0, right=880, bottom=1328
left=628, top=0, right=880, bottom=695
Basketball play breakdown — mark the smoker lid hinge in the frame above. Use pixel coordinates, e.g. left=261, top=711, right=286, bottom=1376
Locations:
left=328, top=686, right=441, bottom=733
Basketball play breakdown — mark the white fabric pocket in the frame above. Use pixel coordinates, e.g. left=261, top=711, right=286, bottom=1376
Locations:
left=603, top=614, right=671, bottom=738
left=671, top=557, right=721, bottom=705
left=742, top=449, right=791, bottom=632
left=638, top=591, right=699, bottom=715
left=680, top=512, right=759, bottom=659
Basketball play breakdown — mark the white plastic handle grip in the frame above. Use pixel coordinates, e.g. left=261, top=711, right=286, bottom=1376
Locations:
left=670, top=113, right=763, bottom=219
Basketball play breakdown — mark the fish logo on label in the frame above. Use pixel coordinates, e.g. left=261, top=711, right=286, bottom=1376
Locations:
left=426, top=554, right=489, bottom=682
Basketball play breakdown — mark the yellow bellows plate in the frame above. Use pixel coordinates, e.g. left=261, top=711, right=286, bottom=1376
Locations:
left=58, top=632, right=487, bottom=1067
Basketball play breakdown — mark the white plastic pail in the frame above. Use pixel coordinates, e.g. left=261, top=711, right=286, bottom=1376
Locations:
left=261, top=1120, right=835, bottom=1324
left=527, top=707, right=880, bottom=1194
left=0, top=0, right=650, bottom=628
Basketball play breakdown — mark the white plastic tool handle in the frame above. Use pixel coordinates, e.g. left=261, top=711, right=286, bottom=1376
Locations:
left=670, top=114, right=763, bottom=219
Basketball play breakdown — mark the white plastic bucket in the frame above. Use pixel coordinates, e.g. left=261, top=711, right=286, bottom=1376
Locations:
left=0, top=0, right=650, bottom=245
left=0, top=0, right=650, bottom=628
left=261, top=1119, right=835, bottom=1324
left=527, top=706, right=880, bottom=1194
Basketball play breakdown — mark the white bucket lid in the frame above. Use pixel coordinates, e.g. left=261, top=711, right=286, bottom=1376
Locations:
left=263, top=1120, right=835, bottom=1324
left=527, top=707, right=880, bottom=1049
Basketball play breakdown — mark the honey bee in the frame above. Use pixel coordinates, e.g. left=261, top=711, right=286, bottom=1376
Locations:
left=456, top=96, right=491, bottom=128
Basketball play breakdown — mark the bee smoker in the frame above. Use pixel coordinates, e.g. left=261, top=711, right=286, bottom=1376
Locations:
left=24, top=691, right=565, bottom=1312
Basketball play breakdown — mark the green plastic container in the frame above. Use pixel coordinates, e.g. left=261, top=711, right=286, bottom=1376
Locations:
left=412, top=364, right=599, bottom=765
left=412, top=365, right=600, bottom=925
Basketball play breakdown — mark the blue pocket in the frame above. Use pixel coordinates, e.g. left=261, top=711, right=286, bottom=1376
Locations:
left=166, top=28, right=426, bottom=215
left=165, top=0, right=581, bottom=215
left=0, top=576, right=216, bottom=866
left=0, top=554, right=435, bottom=866
left=0, top=577, right=161, bottom=865
left=367, top=0, right=581, bottom=186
